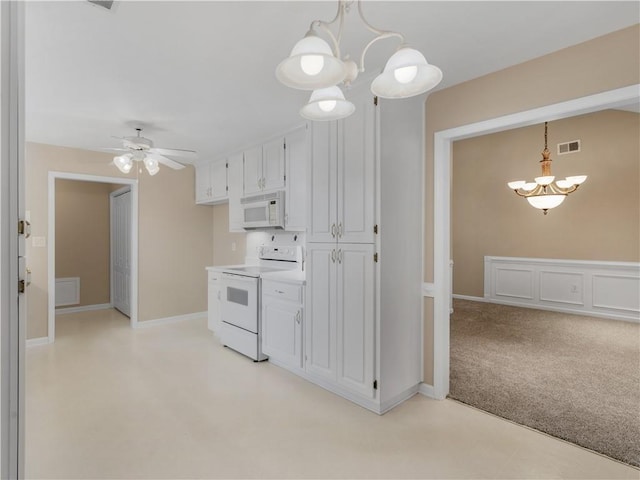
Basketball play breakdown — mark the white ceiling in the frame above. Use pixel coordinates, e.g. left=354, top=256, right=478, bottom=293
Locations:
left=25, top=1, right=639, bottom=163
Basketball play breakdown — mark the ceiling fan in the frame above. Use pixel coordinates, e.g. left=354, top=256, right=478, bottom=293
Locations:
left=105, top=128, right=197, bottom=176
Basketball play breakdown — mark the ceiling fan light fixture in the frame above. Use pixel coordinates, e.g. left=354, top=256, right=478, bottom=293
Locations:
left=276, top=30, right=346, bottom=90
left=143, top=156, right=160, bottom=176
left=300, top=86, right=355, bottom=121
left=371, top=47, right=443, bottom=99
left=114, top=153, right=133, bottom=174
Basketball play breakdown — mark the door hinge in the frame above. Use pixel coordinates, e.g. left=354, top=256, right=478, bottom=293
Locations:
left=226, top=185, right=229, bottom=192
left=18, top=219, right=31, bottom=238
left=18, top=279, right=25, bottom=294
left=373, top=224, right=378, bottom=234
left=226, top=162, right=229, bottom=169
left=373, top=96, right=378, bottom=106
left=373, top=380, right=378, bottom=390
left=374, top=252, right=378, bottom=263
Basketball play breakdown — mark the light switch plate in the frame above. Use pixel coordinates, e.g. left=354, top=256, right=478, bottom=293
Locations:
left=32, top=236, right=46, bottom=248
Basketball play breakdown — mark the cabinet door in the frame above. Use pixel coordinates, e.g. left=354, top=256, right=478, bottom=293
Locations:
left=262, top=137, right=286, bottom=192
left=307, top=121, right=338, bottom=243
left=337, top=92, right=375, bottom=243
left=262, top=300, right=303, bottom=369
left=305, top=243, right=337, bottom=382
left=284, top=126, right=308, bottom=231
left=195, top=163, right=211, bottom=203
left=210, top=160, right=228, bottom=201
left=336, top=243, right=375, bottom=398
left=243, top=146, right=262, bottom=195
left=208, top=278, right=221, bottom=334
left=227, top=153, right=245, bottom=233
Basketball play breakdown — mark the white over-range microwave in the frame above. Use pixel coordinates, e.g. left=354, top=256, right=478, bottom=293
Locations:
left=241, top=190, right=285, bottom=230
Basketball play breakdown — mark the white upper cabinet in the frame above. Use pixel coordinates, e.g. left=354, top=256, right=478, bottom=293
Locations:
left=284, top=126, right=308, bottom=231
left=227, top=152, right=245, bottom=233
left=308, top=91, right=375, bottom=243
left=195, top=159, right=228, bottom=204
left=243, top=138, right=286, bottom=196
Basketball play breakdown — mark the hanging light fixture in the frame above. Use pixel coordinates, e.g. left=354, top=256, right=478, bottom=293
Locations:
left=276, top=1, right=442, bottom=120
left=507, top=122, right=587, bottom=215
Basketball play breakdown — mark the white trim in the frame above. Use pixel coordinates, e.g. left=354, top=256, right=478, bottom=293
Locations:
left=452, top=294, right=487, bottom=303
left=26, top=337, right=50, bottom=348
left=54, top=303, right=112, bottom=315
left=422, top=282, right=436, bottom=297
left=418, top=382, right=438, bottom=399
left=431, top=84, right=640, bottom=402
left=132, top=311, right=206, bottom=329
left=48, top=172, right=139, bottom=343
left=379, top=384, right=419, bottom=414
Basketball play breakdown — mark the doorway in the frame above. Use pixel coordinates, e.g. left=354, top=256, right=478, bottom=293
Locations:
left=47, top=172, right=138, bottom=342
left=110, top=187, right=131, bottom=317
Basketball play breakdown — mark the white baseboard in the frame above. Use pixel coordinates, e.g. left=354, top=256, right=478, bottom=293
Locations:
left=55, top=303, right=112, bottom=315
left=26, top=337, right=50, bottom=347
left=419, top=382, right=437, bottom=399
left=453, top=294, right=639, bottom=323
left=134, top=311, right=207, bottom=329
left=379, top=384, right=420, bottom=414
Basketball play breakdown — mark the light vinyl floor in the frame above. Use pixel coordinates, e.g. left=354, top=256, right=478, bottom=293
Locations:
left=26, top=309, right=639, bottom=479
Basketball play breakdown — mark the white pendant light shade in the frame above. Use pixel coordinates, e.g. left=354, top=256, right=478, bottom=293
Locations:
left=300, top=86, right=355, bottom=121
left=370, top=47, right=442, bottom=99
left=114, top=154, right=133, bottom=174
left=535, top=175, right=555, bottom=186
left=143, top=156, right=160, bottom=176
left=566, top=175, right=588, bottom=185
left=526, top=194, right=566, bottom=210
left=507, top=180, right=526, bottom=190
left=276, top=31, right=346, bottom=90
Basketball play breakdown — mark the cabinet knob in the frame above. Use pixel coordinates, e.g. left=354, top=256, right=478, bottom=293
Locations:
left=296, top=311, right=301, bottom=324
left=331, top=249, right=336, bottom=263
left=331, top=223, right=337, bottom=238
left=276, top=290, right=285, bottom=295
left=338, top=223, right=343, bottom=238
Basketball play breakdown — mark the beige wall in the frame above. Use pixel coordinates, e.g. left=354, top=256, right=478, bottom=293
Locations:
left=26, top=142, right=213, bottom=339
left=212, top=203, right=246, bottom=266
left=452, top=110, right=640, bottom=297
left=55, top=179, right=112, bottom=307
left=423, top=25, right=640, bottom=384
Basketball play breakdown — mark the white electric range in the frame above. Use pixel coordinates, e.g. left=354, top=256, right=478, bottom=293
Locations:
left=217, top=245, right=303, bottom=361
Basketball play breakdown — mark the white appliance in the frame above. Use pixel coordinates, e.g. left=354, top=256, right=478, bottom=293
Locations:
left=218, top=245, right=302, bottom=361
left=241, top=191, right=285, bottom=230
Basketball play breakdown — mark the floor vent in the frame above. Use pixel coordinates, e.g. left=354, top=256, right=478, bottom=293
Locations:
left=86, top=0, right=115, bottom=11
left=557, top=140, right=581, bottom=155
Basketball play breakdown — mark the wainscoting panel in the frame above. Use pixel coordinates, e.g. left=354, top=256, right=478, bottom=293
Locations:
left=484, top=257, right=640, bottom=322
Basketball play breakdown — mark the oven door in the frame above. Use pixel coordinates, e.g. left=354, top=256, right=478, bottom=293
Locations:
left=220, top=273, right=259, bottom=333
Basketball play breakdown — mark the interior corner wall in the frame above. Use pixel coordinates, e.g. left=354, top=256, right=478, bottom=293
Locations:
left=25, top=142, right=213, bottom=339
left=452, top=110, right=640, bottom=297
left=55, top=179, right=112, bottom=307
left=422, top=24, right=640, bottom=384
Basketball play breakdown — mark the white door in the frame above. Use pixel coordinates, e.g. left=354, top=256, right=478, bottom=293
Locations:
left=307, top=121, right=338, bottom=243
left=1, top=2, right=25, bottom=476
left=243, top=146, right=262, bottom=195
left=337, top=91, right=376, bottom=244
left=336, top=243, right=375, bottom=398
left=262, top=137, right=285, bottom=192
left=111, top=188, right=131, bottom=317
left=284, top=126, right=308, bottom=231
left=305, top=243, right=337, bottom=381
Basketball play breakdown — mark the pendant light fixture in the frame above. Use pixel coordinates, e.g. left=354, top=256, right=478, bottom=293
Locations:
left=507, top=122, right=587, bottom=215
left=276, top=1, right=443, bottom=121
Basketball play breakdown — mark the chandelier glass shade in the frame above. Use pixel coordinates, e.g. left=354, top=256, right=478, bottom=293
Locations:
left=507, top=122, right=587, bottom=215
left=276, top=0, right=443, bottom=120
left=300, top=85, right=355, bottom=121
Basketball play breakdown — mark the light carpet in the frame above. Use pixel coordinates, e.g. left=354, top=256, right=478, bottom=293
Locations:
left=449, top=299, right=640, bottom=468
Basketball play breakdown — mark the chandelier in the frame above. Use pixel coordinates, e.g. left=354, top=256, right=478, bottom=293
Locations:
left=276, top=0, right=443, bottom=121
left=507, top=122, right=587, bottom=215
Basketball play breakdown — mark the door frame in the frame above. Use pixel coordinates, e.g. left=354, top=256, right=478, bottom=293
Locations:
left=48, top=172, right=139, bottom=342
left=109, top=185, right=131, bottom=316
left=431, top=84, right=640, bottom=400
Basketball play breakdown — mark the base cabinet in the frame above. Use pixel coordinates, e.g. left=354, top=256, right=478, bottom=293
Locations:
left=305, top=243, right=375, bottom=399
left=207, top=269, right=222, bottom=335
left=262, top=279, right=304, bottom=370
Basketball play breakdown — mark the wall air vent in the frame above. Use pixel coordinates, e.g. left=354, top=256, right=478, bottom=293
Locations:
left=557, top=140, right=581, bottom=155
left=86, top=0, right=115, bottom=11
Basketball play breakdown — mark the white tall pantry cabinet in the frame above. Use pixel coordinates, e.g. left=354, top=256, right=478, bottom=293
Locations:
left=305, top=89, right=423, bottom=413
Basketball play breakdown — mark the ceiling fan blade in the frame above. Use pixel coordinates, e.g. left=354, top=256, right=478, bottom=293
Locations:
left=97, top=147, right=129, bottom=153
left=148, top=147, right=197, bottom=159
left=147, top=153, right=185, bottom=170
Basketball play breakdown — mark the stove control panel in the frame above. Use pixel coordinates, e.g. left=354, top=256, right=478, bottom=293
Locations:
left=259, top=245, right=302, bottom=263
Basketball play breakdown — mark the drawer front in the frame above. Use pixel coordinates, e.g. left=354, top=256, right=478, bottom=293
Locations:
left=262, top=280, right=302, bottom=304
left=208, top=270, right=222, bottom=283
